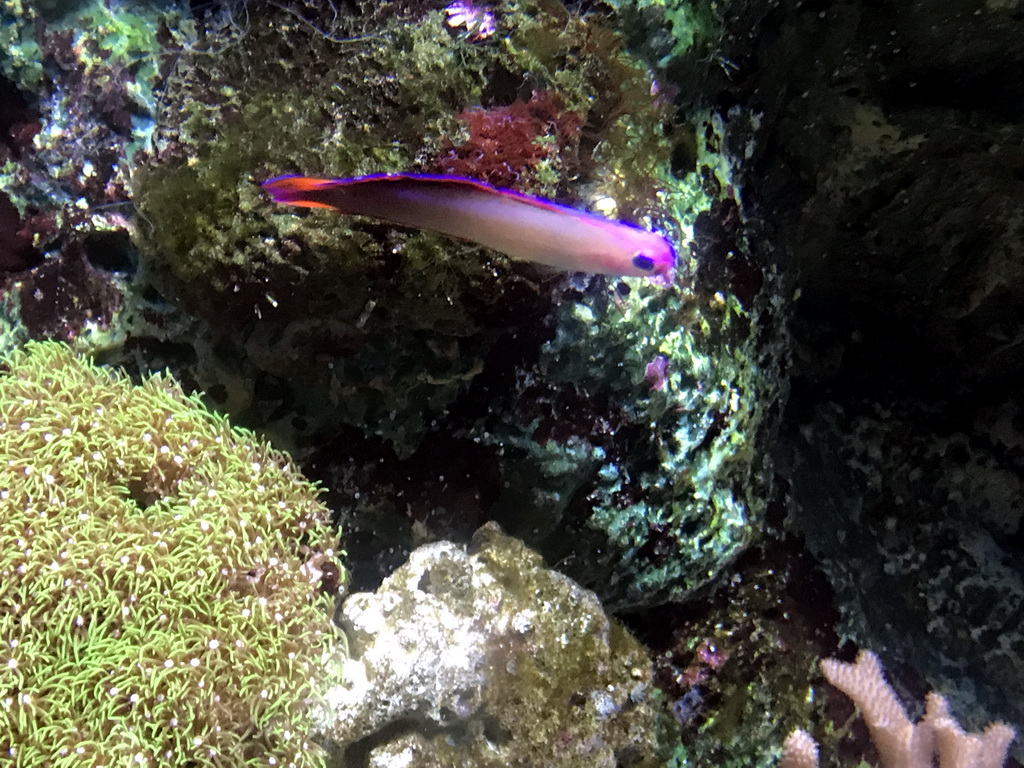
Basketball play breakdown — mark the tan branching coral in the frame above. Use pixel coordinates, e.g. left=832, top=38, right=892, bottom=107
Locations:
left=781, top=651, right=1015, bottom=768
left=0, top=342, right=345, bottom=766
left=781, top=728, right=821, bottom=768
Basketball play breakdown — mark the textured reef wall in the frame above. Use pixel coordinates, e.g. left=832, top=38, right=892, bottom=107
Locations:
left=694, top=0, right=1024, bottom=762
left=321, top=523, right=667, bottom=766
left=0, top=0, right=787, bottom=764
left=0, top=0, right=181, bottom=349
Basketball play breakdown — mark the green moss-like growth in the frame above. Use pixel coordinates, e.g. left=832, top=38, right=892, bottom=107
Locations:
left=605, top=0, right=721, bottom=68
left=131, top=0, right=684, bottom=455
left=653, top=543, right=833, bottom=768
left=0, top=341, right=344, bottom=766
left=470, top=109, right=773, bottom=609
left=128, top=0, right=778, bottom=610
left=472, top=526, right=665, bottom=765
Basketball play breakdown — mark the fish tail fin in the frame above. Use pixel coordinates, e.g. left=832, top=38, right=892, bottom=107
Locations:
left=262, top=175, right=341, bottom=210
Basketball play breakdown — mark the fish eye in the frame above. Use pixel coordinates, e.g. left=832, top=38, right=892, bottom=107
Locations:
left=632, top=253, right=656, bottom=272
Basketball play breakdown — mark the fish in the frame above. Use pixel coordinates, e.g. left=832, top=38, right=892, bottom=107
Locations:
left=261, top=173, right=676, bottom=278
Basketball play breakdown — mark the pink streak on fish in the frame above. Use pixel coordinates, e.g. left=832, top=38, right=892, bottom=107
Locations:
left=261, top=173, right=676, bottom=279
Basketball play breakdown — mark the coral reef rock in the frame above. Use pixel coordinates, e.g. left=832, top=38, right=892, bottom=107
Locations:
left=318, top=523, right=663, bottom=767
left=680, top=0, right=1024, bottom=753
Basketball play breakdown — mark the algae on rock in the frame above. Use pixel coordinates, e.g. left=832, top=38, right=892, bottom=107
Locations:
left=124, top=0, right=781, bottom=611
left=129, top=1, right=699, bottom=457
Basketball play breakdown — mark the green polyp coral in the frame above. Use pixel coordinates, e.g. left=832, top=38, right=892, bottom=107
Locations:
left=0, top=341, right=345, bottom=766
left=131, top=0, right=686, bottom=456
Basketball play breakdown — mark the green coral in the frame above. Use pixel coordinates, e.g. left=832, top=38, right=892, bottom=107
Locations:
left=0, top=341, right=345, bottom=766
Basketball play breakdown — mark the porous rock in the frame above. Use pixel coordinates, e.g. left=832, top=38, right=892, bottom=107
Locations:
left=318, top=523, right=662, bottom=767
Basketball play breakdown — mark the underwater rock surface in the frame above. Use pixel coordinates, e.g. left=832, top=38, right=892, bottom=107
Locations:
left=0, top=0, right=178, bottom=350
left=318, top=523, right=665, bottom=766
left=784, top=403, right=1024, bottom=752
left=117, top=0, right=782, bottom=608
left=21, top=0, right=1019, bottom=765
left=686, top=0, right=1024, bottom=756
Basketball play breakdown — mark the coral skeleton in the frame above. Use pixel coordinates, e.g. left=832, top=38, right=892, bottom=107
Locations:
left=781, top=651, right=1015, bottom=768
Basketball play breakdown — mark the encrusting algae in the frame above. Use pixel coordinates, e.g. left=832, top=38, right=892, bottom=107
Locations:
left=0, top=342, right=345, bottom=767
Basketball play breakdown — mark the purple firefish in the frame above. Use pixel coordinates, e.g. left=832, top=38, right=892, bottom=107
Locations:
left=262, top=173, right=676, bottom=279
